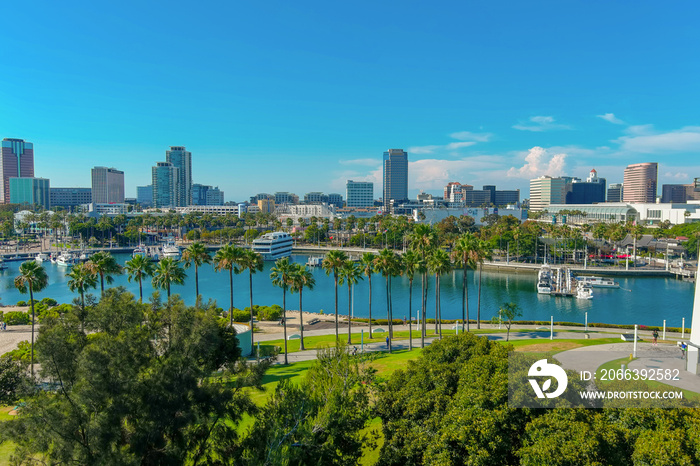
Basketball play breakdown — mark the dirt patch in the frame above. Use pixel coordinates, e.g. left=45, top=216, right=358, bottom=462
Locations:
left=514, top=341, right=582, bottom=352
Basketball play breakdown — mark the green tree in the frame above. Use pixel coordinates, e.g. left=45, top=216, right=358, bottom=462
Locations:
left=339, top=260, right=363, bottom=344
left=124, top=254, right=155, bottom=302
left=66, top=262, right=98, bottom=329
left=452, top=233, right=478, bottom=332
left=475, top=239, right=493, bottom=329
left=151, top=257, right=187, bottom=298
left=428, top=248, right=451, bottom=338
left=239, top=249, right=264, bottom=349
left=322, top=250, right=348, bottom=340
left=14, top=260, right=48, bottom=378
left=270, top=257, right=295, bottom=365
left=181, top=241, right=212, bottom=298
left=492, top=302, right=522, bottom=341
left=0, top=357, right=28, bottom=406
left=289, top=263, right=315, bottom=351
left=214, top=244, right=244, bottom=328
left=374, top=248, right=399, bottom=352
left=85, top=251, right=123, bottom=296
left=360, top=252, right=377, bottom=336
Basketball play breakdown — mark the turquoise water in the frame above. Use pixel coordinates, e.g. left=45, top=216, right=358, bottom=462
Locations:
left=0, top=254, right=694, bottom=328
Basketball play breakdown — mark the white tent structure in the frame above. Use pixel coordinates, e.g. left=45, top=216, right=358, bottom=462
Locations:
left=688, top=273, right=700, bottom=374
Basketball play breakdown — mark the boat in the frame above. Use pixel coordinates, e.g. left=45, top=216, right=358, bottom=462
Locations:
left=576, top=282, right=593, bottom=300
left=133, top=245, right=147, bottom=258
left=576, top=276, right=620, bottom=288
left=35, top=253, right=50, bottom=263
left=162, top=239, right=181, bottom=259
left=252, top=232, right=294, bottom=261
left=306, top=256, right=324, bottom=267
left=79, top=251, right=91, bottom=262
left=537, top=264, right=552, bottom=294
left=56, top=252, right=78, bottom=267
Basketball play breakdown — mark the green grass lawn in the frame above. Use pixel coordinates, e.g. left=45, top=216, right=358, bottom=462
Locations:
left=596, top=357, right=700, bottom=400
left=0, top=407, right=16, bottom=465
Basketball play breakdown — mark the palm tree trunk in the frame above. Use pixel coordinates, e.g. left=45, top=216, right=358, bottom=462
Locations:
left=347, top=284, right=352, bottom=344
left=249, top=272, right=254, bottom=350
left=420, top=274, right=425, bottom=348
left=434, top=274, right=439, bottom=335
left=389, top=275, right=393, bottom=340
left=408, top=279, right=413, bottom=350
left=422, top=272, right=428, bottom=338
left=139, top=277, right=143, bottom=303
left=30, top=288, right=35, bottom=379
left=368, top=275, right=372, bottom=337
left=167, top=282, right=171, bottom=298
left=100, top=273, right=105, bottom=296
left=299, top=290, right=305, bottom=351
left=438, top=276, right=442, bottom=339
left=462, top=264, right=467, bottom=332
left=283, top=288, right=288, bottom=365
left=229, top=269, right=234, bottom=328
left=195, top=264, right=199, bottom=297
left=334, top=273, right=339, bottom=340
left=477, top=263, right=483, bottom=329
left=465, top=265, right=470, bottom=332
left=386, top=274, right=392, bottom=352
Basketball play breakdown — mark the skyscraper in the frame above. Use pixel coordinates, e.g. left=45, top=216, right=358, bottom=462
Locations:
left=137, top=185, right=153, bottom=207
left=166, top=146, right=192, bottom=206
left=10, top=177, right=50, bottom=209
left=91, top=167, right=125, bottom=204
left=623, top=162, right=658, bottom=203
left=152, top=162, right=179, bottom=208
left=607, top=183, right=623, bottom=202
left=383, top=149, right=408, bottom=209
left=529, top=176, right=566, bottom=211
left=0, top=138, right=34, bottom=204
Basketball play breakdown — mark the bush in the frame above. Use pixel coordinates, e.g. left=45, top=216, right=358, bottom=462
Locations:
left=3, top=311, right=31, bottom=325
left=230, top=309, right=251, bottom=322
left=257, top=305, right=283, bottom=321
left=41, top=297, right=58, bottom=307
left=16, top=301, right=26, bottom=307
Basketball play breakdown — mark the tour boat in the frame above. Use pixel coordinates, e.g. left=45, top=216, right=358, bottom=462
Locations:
left=252, top=232, right=294, bottom=261
left=576, top=276, right=620, bottom=288
left=162, top=239, right=181, bottom=259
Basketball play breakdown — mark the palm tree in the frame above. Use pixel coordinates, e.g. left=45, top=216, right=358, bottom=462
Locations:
left=213, top=244, right=244, bottom=328
left=270, top=257, right=295, bottom=364
left=238, top=249, right=264, bottom=349
left=67, top=262, right=98, bottom=312
left=14, top=261, right=48, bottom=378
left=86, top=251, right=122, bottom=296
left=289, top=263, right=315, bottom=351
left=374, top=248, right=398, bottom=352
left=124, top=254, right=155, bottom=302
left=475, top=240, right=493, bottom=329
left=359, top=252, right=377, bottom=336
left=428, top=248, right=452, bottom=338
left=322, top=250, right=348, bottom=340
left=452, top=233, right=478, bottom=332
left=402, top=249, right=420, bottom=350
left=181, top=241, right=212, bottom=298
left=339, top=261, right=363, bottom=344
left=152, top=257, right=186, bottom=298
left=409, top=224, right=437, bottom=341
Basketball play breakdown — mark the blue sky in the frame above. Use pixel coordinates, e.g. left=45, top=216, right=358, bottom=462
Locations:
left=2, top=0, right=699, bottom=201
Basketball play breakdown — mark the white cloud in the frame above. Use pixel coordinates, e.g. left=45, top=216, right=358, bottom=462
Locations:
left=664, top=171, right=689, bottom=180
left=449, top=131, right=492, bottom=142
left=513, top=116, right=571, bottom=132
left=506, top=146, right=568, bottom=178
left=445, top=141, right=477, bottom=150
left=407, top=156, right=506, bottom=189
left=615, top=126, right=700, bottom=153
left=597, top=113, right=625, bottom=125
left=338, top=158, right=380, bottom=166
left=408, top=145, right=443, bottom=154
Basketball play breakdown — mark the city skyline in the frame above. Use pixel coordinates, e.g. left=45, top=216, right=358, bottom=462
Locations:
left=2, top=2, right=699, bottom=200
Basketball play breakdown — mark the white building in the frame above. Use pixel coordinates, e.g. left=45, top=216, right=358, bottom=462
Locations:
left=346, top=180, right=374, bottom=208
left=543, top=201, right=700, bottom=225
left=414, top=206, right=527, bottom=226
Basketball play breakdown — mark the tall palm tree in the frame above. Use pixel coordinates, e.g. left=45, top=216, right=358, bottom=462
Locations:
left=14, top=261, right=48, bottom=378
left=238, top=249, right=264, bottom=349
left=67, top=262, right=98, bottom=312
left=475, top=240, right=493, bottom=329
left=374, top=248, right=398, bottom=352
left=152, top=257, right=186, bottom=298
left=213, top=244, right=244, bottom=328
left=428, top=248, right=452, bottom=339
left=452, top=233, right=478, bottom=332
left=181, top=241, right=212, bottom=298
left=86, top=251, right=122, bottom=296
left=359, top=252, right=377, bottom=336
left=402, top=249, right=420, bottom=350
left=270, top=257, right=295, bottom=364
left=409, top=224, right=437, bottom=341
left=322, top=250, right=348, bottom=340
left=289, top=263, right=315, bottom=351
left=124, top=254, right=155, bottom=302
left=339, top=261, right=363, bottom=344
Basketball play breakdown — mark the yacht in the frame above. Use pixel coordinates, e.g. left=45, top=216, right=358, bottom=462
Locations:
left=79, top=251, right=91, bottom=262
left=56, top=252, right=78, bottom=267
left=252, top=232, right=294, bottom=261
left=576, top=276, right=620, bottom=288
left=576, top=282, right=594, bottom=300
left=306, top=256, right=324, bottom=267
left=35, top=253, right=50, bottom=263
left=536, top=264, right=552, bottom=294
left=162, top=239, right=181, bottom=259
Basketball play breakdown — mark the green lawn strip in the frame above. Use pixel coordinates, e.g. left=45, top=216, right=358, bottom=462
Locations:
left=0, top=407, right=16, bottom=466
left=359, top=417, right=383, bottom=466
left=596, top=357, right=700, bottom=400
left=504, top=337, right=622, bottom=351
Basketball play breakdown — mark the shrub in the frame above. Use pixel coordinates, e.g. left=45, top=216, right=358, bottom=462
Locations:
left=3, top=311, right=31, bottom=325
left=230, top=309, right=251, bottom=322
left=41, top=297, right=58, bottom=307
left=16, top=301, right=26, bottom=307
left=257, top=305, right=283, bottom=321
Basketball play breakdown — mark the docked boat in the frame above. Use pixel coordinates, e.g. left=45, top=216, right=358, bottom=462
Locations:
left=576, top=282, right=593, bottom=300
left=79, top=251, right=91, bottom=262
left=35, top=253, right=50, bottom=263
left=306, top=256, right=324, bottom=267
left=133, top=245, right=147, bottom=258
left=252, top=231, right=294, bottom=261
left=576, top=276, right=620, bottom=288
left=56, top=252, right=78, bottom=267
left=537, top=264, right=552, bottom=294
left=162, top=240, right=181, bottom=259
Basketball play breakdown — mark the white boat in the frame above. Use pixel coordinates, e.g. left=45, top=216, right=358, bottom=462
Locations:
left=79, top=251, right=91, bottom=262
left=133, top=245, right=147, bottom=257
left=576, top=282, right=593, bottom=299
left=537, top=264, right=552, bottom=294
left=306, top=256, right=323, bottom=267
left=56, top=253, right=78, bottom=267
left=162, top=240, right=181, bottom=259
left=35, top=253, right=50, bottom=263
left=576, top=276, right=620, bottom=288
left=252, top=232, right=294, bottom=261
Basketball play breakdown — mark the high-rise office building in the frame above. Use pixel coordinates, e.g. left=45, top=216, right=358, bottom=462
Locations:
left=623, top=162, right=657, bottom=203
left=346, top=181, right=374, bottom=208
left=566, top=169, right=606, bottom=204
left=91, top=166, right=125, bottom=204
left=166, top=146, right=192, bottom=206
left=50, top=187, right=92, bottom=210
left=607, top=183, right=623, bottom=202
left=1, top=138, right=34, bottom=204
left=192, top=184, right=225, bottom=206
left=152, top=162, right=179, bottom=208
left=661, top=183, right=700, bottom=203
left=327, top=193, right=343, bottom=207
left=9, top=177, right=50, bottom=209
left=137, top=185, right=153, bottom=207
left=529, top=176, right=567, bottom=211
left=383, top=149, right=408, bottom=209
left=258, top=198, right=275, bottom=213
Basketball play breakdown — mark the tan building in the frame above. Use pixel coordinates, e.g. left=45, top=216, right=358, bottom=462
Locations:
left=257, top=198, right=275, bottom=214
left=529, top=176, right=566, bottom=211
left=623, top=162, right=657, bottom=203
